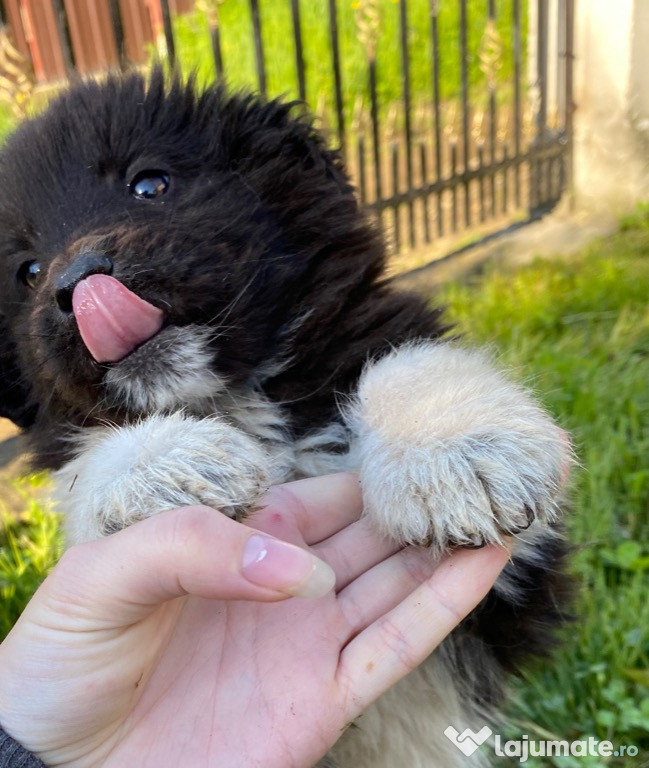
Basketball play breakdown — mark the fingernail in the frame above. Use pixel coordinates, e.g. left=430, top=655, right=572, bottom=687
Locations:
left=241, top=534, right=335, bottom=599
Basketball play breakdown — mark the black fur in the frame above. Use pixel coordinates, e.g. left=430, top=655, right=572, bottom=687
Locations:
left=0, top=326, right=37, bottom=428
left=471, top=537, right=574, bottom=674
left=0, top=71, right=445, bottom=464
left=456, top=534, right=574, bottom=711
left=0, top=71, right=571, bottom=751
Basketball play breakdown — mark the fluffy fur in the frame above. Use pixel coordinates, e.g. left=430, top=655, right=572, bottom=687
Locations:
left=0, top=70, right=573, bottom=767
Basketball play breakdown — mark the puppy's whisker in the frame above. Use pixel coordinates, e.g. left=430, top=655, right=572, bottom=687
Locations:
left=11, top=329, right=60, bottom=341
left=80, top=395, right=112, bottom=425
left=127, top=267, right=157, bottom=280
left=210, top=272, right=258, bottom=329
left=204, top=324, right=239, bottom=342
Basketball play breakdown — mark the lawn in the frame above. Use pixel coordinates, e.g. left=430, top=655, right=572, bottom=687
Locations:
left=438, top=205, right=649, bottom=765
left=0, top=474, right=60, bottom=640
left=0, top=103, right=18, bottom=145
left=2, top=208, right=649, bottom=764
left=172, top=0, right=527, bottom=125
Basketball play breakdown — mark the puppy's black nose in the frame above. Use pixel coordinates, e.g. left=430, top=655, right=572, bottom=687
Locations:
left=55, top=251, right=113, bottom=312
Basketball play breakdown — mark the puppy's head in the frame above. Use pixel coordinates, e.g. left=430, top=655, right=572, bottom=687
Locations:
left=0, top=70, right=383, bottom=444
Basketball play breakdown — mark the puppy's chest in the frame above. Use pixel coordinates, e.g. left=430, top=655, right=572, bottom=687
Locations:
left=220, top=390, right=355, bottom=482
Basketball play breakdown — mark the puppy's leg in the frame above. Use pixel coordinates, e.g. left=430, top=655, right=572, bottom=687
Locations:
left=54, top=412, right=276, bottom=545
left=345, top=342, right=570, bottom=551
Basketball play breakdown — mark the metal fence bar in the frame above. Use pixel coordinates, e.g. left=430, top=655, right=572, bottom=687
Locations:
left=357, top=134, right=367, bottom=205
left=531, top=0, right=548, bottom=210
left=450, top=141, right=458, bottom=232
left=513, top=0, right=522, bottom=208
left=51, top=0, right=76, bottom=76
left=391, top=137, right=401, bottom=250
left=487, top=0, right=497, bottom=218
left=249, top=0, right=266, bottom=96
left=290, top=0, right=306, bottom=102
left=478, top=144, right=486, bottom=221
left=1, top=0, right=574, bottom=260
left=459, top=0, right=471, bottom=228
left=557, top=0, right=566, bottom=126
left=328, top=0, right=345, bottom=156
left=564, top=0, right=575, bottom=194
left=205, top=3, right=224, bottom=80
left=160, top=0, right=176, bottom=67
left=536, top=0, right=549, bottom=135
left=419, top=139, right=430, bottom=243
left=399, top=0, right=415, bottom=248
left=366, top=140, right=566, bottom=212
left=430, top=1, right=443, bottom=237
left=108, top=0, right=127, bottom=71
left=368, top=58, right=382, bottom=219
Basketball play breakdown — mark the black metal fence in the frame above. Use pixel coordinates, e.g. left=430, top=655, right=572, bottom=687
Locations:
left=1, top=0, right=575, bottom=259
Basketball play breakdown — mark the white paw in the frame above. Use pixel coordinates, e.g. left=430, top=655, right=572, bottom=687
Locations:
left=54, top=412, right=274, bottom=544
left=347, top=343, right=571, bottom=551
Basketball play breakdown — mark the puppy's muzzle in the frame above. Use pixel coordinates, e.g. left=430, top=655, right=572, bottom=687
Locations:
left=55, top=250, right=113, bottom=312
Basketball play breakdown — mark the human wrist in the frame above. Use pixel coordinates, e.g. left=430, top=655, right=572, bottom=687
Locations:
left=0, top=725, right=46, bottom=768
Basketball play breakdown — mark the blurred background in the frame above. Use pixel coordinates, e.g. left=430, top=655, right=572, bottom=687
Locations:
left=0, top=2, right=648, bottom=764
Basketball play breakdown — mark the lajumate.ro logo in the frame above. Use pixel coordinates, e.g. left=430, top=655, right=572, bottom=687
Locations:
left=443, top=725, right=641, bottom=761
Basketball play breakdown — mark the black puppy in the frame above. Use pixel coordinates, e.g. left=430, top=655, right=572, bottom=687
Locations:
left=0, top=71, right=571, bottom=767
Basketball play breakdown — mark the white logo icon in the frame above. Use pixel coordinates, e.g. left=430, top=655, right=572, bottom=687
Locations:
left=444, top=725, right=493, bottom=756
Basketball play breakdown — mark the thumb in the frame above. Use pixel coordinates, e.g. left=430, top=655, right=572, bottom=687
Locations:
left=35, top=506, right=336, bottom=628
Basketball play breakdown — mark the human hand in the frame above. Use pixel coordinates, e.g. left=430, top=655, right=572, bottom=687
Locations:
left=0, top=473, right=509, bottom=768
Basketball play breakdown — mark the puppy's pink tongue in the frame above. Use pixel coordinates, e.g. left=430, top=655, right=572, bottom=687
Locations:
left=72, top=274, right=163, bottom=363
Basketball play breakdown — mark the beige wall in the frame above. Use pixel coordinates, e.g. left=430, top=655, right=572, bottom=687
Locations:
left=574, top=0, right=649, bottom=211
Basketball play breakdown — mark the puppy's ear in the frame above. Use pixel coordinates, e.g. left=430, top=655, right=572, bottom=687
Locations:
left=0, top=317, right=37, bottom=428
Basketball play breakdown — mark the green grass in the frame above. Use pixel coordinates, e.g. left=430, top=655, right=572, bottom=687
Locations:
left=0, top=103, right=18, bottom=144
left=0, top=2, right=527, bottom=147
left=0, top=474, right=61, bottom=639
left=2, top=208, right=649, bottom=763
left=438, top=204, right=649, bottom=765
left=172, top=0, right=527, bottom=126
left=0, top=90, right=59, bottom=145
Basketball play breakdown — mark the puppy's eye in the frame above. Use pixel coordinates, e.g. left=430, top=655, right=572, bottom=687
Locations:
left=129, top=170, right=170, bottom=200
left=18, top=260, right=42, bottom=289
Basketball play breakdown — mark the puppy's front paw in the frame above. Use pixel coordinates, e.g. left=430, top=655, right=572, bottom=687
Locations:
left=358, top=426, right=567, bottom=550
left=348, top=343, right=571, bottom=551
left=54, top=412, right=274, bottom=544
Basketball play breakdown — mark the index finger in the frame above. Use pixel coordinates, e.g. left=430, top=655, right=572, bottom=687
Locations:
left=249, top=472, right=364, bottom=546
left=337, top=543, right=510, bottom=718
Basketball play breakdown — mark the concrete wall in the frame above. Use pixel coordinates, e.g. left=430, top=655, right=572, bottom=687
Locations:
left=574, top=0, right=649, bottom=211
